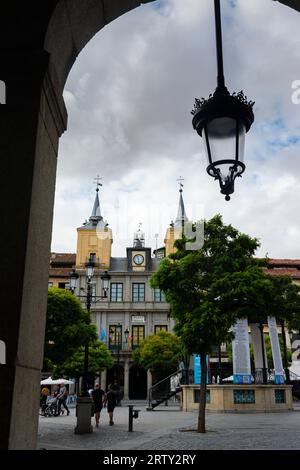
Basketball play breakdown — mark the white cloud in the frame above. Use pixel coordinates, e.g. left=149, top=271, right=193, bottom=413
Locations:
left=52, top=0, right=300, bottom=259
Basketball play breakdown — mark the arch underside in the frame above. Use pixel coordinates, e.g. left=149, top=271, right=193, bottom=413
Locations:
left=44, top=0, right=300, bottom=91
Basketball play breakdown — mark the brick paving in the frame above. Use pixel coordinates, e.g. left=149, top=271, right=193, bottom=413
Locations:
left=37, top=402, right=300, bottom=450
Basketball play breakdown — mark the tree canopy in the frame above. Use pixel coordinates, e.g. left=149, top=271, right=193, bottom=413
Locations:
left=265, top=275, right=300, bottom=330
left=151, top=215, right=272, bottom=357
left=53, top=340, right=114, bottom=378
left=43, top=287, right=98, bottom=372
left=132, top=330, right=183, bottom=380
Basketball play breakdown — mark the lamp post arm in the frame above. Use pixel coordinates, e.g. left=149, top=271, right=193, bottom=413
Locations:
left=86, top=279, right=92, bottom=311
left=81, top=278, right=92, bottom=397
left=214, top=0, right=227, bottom=92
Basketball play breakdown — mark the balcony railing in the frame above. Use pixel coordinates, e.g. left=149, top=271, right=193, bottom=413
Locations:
left=104, top=342, right=142, bottom=352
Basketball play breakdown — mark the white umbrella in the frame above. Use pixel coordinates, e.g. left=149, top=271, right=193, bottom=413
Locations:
left=55, top=378, right=74, bottom=385
left=40, top=376, right=56, bottom=385
left=40, top=377, right=74, bottom=385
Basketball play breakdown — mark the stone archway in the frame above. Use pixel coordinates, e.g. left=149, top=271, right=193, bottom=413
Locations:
left=0, top=0, right=300, bottom=450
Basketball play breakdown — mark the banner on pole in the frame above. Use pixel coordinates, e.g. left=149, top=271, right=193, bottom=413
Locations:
left=268, top=316, right=285, bottom=384
left=194, top=354, right=209, bottom=384
left=232, top=318, right=252, bottom=384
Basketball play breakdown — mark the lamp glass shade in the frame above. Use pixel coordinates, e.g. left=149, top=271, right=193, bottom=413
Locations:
left=102, top=277, right=110, bottom=291
left=124, top=329, right=129, bottom=342
left=86, top=264, right=94, bottom=278
left=204, top=118, right=245, bottom=181
left=70, top=276, right=77, bottom=290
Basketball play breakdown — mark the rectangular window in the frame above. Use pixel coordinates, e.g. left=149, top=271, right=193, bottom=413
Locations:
left=58, top=282, right=66, bottom=289
left=132, top=282, right=145, bottom=302
left=132, top=283, right=145, bottom=302
left=108, top=325, right=122, bottom=350
left=110, top=283, right=123, bottom=302
left=154, top=325, right=168, bottom=334
left=48, top=282, right=54, bottom=288
left=132, top=325, right=145, bottom=350
left=89, top=252, right=96, bottom=262
left=154, top=288, right=166, bottom=302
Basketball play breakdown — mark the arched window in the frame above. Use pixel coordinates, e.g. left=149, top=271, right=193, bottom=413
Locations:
left=0, top=340, right=6, bottom=364
left=0, top=80, right=6, bottom=104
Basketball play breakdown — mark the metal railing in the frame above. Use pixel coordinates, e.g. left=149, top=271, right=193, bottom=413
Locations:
left=105, top=342, right=131, bottom=352
left=148, top=369, right=192, bottom=409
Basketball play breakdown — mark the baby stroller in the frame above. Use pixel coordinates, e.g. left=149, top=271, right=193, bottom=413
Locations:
left=43, top=396, right=60, bottom=417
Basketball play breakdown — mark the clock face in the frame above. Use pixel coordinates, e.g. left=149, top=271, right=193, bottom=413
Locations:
left=133, top=254, right=144, bottom=265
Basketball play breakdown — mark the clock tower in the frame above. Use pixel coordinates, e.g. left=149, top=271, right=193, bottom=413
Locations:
left=127, top=224, right=151, bottom=272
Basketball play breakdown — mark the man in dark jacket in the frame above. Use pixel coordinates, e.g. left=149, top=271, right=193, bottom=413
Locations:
left=105, top=385, right=117, bottom=425
left=91, top=383, right=105, bottom=427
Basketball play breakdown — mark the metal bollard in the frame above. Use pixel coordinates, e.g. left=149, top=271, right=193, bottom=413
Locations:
left=128, top=405, right=140, bottom=432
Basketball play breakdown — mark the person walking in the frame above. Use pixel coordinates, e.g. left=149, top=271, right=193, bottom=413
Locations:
left=105, top=384, right=117, bottom=426
left=57, top=383, right=70, bottom=415
left=40, top=386, right=50, bottom=415
left=178, top=359, right=187, bottom=385
left=91, top=383, right=105, bottom=427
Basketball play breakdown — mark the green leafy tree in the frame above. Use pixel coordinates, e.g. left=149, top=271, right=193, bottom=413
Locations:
left=53, top=340, right=114, bottom=379
left=266, top=275, right=300, bottom=332
left=151, top=215, right=274, bottom=433
left=132, top=331, right=183, bottom=381
left=43, top=287, right=97, bottom=372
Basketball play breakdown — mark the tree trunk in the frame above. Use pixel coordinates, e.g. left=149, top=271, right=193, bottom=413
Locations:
left=197, top=351, right=207, bottom=433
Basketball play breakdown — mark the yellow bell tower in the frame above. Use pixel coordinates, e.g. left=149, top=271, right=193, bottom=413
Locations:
left=164, top=178, right=188, bottom=257
left=76, top=178, right=112, bottom=269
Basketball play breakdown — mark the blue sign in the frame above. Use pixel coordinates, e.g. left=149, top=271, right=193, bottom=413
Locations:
left=194, top=354, right=209, bottom=384
left=275, top=375, right=285, bottom=384
left=233, top=374, right=252, bottom=384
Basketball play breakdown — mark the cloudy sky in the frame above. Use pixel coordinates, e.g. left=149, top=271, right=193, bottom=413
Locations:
left=51, top=0, right=300, bottom=258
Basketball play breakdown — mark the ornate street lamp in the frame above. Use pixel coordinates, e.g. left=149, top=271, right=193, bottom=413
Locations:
left=70, top=260, right=111, bottom=434
left=69, top=269, right=79, bottom=294
left=85, top=258, right=95, bottom=279
left=101, top=271, right=111, bottom=298
left=124, top=328, right=129, bottom=344
left=116, top=323, right=122, bottom=390
left=192, top=0, right=255, bottom=201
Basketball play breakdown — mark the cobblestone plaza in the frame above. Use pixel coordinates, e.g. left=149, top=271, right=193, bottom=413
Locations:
left=37, top=403, right=300, bottom=450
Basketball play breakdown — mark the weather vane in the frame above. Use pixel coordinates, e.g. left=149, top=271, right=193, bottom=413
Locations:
left=177, top=176, right=184, bottom=192
left=93, top=175, right=103, bottom=191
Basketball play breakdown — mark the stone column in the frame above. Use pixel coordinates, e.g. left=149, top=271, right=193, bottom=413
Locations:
left=0, top=51, right=67, bottom=449
left=147, top=370, right=152, bottom=400
left=100, top=370, right=107, bottom=391
left=250, top=323, right=268, bottom=369
left=124, top=358, right=130, bottom=400
left=250, top=323, right=268, bottom=384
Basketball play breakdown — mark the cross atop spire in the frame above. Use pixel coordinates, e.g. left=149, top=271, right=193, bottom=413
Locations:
left=174, top=177, right=188, bottom=228
left=79, top=178, right=108, bottom=230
